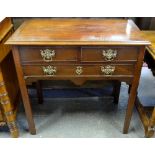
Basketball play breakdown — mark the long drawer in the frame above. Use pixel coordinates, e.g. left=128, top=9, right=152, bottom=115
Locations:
left=19, top=46, right=79, bottom=62
left=81, top=46, right=139, bottom=62
left=22, top=64, right=135, bottom=77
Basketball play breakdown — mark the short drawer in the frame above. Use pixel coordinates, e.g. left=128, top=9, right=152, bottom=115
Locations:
left=19, top=46, right=79, bottom=62
left=81, top=47, right=139, bottom=62
left=22, top=64, right=135, bottom=77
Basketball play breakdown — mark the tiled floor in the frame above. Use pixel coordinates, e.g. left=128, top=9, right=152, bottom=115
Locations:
left=0, top=67, right=155, bottom=138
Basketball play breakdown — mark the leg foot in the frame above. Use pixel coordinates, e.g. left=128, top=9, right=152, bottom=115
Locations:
left=145, top=127, right=155, bottom=138
left=30, top=128, right=36, bottom=135
left=8, top=121, right=19, bottom=138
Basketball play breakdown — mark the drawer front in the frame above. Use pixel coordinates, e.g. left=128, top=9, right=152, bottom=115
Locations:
left=19, top=46, right=79, bottom=62
left=81, top=47, right=139, bottom=62
left=22, top=64, right=134, bottom=77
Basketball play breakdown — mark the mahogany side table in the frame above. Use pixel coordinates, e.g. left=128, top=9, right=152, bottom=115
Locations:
left=6, top=19, right=150, bottom=135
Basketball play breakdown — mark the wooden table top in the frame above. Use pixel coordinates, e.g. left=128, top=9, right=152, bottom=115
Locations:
left=6, top=19, right=150, bottom=46
left=141, top=31, right=155, bottom=60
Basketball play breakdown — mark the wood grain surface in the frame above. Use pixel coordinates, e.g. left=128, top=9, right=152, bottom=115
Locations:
left=6, top=19, right=150, bottom=45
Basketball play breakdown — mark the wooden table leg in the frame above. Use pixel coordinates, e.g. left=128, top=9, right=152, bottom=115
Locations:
left=0, top=70, right=19, bottom=138
left=123, top=46, right=145, bottom=134
left=146, top=107, right=155, bottom=137
left=112, top=81, right=121, bottom=104
left=12, top=46, right=36, bottom=135
left=36, top=81, right=43, bottom=104
left=123, top=83, right=138, bottom=133
left=149, top=108, right=155, bottom=133
left=128, top=84, right=131, bottom=94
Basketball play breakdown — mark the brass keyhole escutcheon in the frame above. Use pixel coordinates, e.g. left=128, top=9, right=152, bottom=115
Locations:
left=76, top=66, right=83, bottom=75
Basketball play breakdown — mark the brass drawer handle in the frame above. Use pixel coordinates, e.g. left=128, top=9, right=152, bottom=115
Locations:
left=101, top=65, right=115, bottom=75
left=102, top=49, right=117, bottom=61
left=76, top=66, right=83, bottom=75
left=40, top=49, right=55, bottom=62
left=42, top=65, right=57, bottom=75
